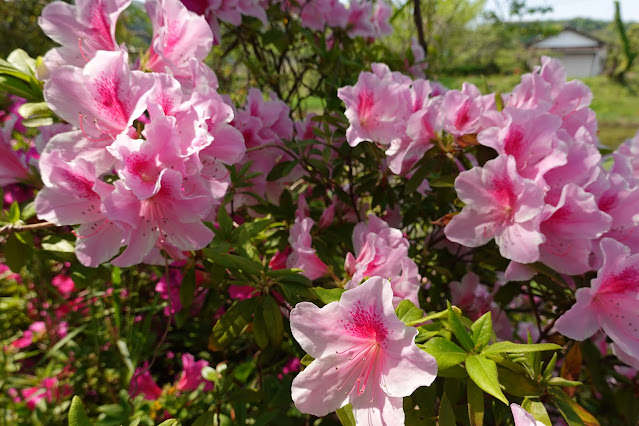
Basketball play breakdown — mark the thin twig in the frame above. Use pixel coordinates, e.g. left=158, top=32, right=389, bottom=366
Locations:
left=0, top=221, right=57, bottom=234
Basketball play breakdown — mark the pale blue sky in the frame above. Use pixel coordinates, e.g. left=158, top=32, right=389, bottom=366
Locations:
left=486, top=0, right=639, bottom=22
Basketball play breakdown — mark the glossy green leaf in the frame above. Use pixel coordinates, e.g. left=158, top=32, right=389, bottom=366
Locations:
left=470, top=312, right=492, bottom=349
left=420, top=337, right=468, bottom=370
left=438, top=392, right=456, bottom=426
left=522, top=398, right=552, bottom=426
left=498, top=368, right=543, bottom=398
left=179, top=267, right=196, bottom=311
left=447, top=301, right=474, bottom=351
left=263, top=295, right=284, bottom=347
left=314, top=287, right=345, bottom=304
left=210, top=298, right=257, bottom=350
left=395, top=299, right=423, bottom=325
left=336, top=404, right=356, bottom=426
left=548, top=387, right=600, bottom=426
left=467, top=379, right=484, bottom=426
left=465, top=355, right=508, bottom=405
left=482, top=342, right=561, bottom=355
left=252, top=303, right=269, bottom=349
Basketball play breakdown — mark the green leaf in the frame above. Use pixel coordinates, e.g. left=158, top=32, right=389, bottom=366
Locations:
left=157, top=419, right=179, bottom=426
left=482, top=342, right=561, bottom=355
left=0, top=75, right=41, bottom=101
left=548, top=387, right=600, bottom=426
left=300, top=354, right=314, bottom=366
left=204, top=250, right=263, bottom=276
left=336, top=404, right=356, bottom=426
left=470, top=312, right=492, bottom=349
left=231, top=218, right=272, bottom=241
left=8, top=201, right=20, bottom=222
left=20, top=202, right=37, bottom=221
left=438, top=393, right=456, bottom=426
left=252, top=303, right=269, bottom=349
left=522, top=398, right=552, bottom=426
left=266, top=160, right=298, bottom=181
left=179, top=267, right=196, bottom=311
left=467, top=379, right=484, bottom=426
left=216, top=205, right=233, bottom=236
left=68, top=396, right=91, bottom=426
left=210, top=298, right=257, bottom=350
left=262, top=295, right=284, bottom=347
left=4, top=233, right=29, bottom=273
left=395, top=299, right=423, bottom=325
left=314, top=287, right=344, bottom=304
left=465, top=355, right=508, bottom=405
left=447, top=301, right=474, bottom=351
left=498, top=369, right=543, bottom=398
left=41, top=235, right=75, bottom=253
left=420, top=337, right=468, bottom=370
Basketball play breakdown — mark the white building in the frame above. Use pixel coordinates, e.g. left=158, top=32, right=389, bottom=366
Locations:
left=529, top=27, right=608, bottom=77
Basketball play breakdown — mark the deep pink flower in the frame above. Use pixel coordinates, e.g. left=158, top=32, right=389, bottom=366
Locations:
left=175, top=353, right=214, bottom=392
left=130, top=364, right=163, bottom=400
left=0, top=117, right=30, bottom=186
left=290, top=277, right=437, bottom=425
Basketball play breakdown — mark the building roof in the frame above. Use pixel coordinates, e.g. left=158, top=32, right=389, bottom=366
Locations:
left=530, top=26, right=607, bottom=50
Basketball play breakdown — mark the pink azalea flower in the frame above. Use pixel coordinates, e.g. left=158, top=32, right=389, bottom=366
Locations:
left=175, top=353, right=214, bottom=392
left=445, top=155, right=545, bottom=264
left=510, top=403, right=545, bottom=426
left=345, top=215, right=421, bottom=307
left=478, top=108, right=564, bottom=181
left=338, top=66, right=411, bottom=147
left=538, top=184, right=611, bottom=275
left=39, top=0, right=130, bottom=68
left=290, top=276, right=437, bottom=425
left=145, top=0, right=214, bottom=77
left=44, top=50, right=155, bottom=138
left=555, top=238, right=639, bottom=364
left=103, top=170, right=214, bottom=267
left=130, top=363, right=163, bottom=400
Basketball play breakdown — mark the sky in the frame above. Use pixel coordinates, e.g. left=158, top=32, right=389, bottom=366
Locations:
left=485, top=0, right=639, bottom=22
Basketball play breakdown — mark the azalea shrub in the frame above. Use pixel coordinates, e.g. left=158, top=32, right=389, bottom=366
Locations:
left=1, top=0, right=639, bottom=425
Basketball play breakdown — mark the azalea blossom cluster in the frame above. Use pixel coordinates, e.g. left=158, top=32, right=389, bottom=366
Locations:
left=34, top=0, right=247, bottom=267
left=338, top=57, right=639, bottom=369
left=182, top=0, right=393, bottom=42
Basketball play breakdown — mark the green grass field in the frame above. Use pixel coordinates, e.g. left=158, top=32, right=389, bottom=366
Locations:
left=440, top=73, right=639, bottom=149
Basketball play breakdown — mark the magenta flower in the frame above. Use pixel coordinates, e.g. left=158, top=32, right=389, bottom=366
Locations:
left=175, top=353, right=214, bottom=392
left=555, top=238, right=639, bottom=365
left=445, top=155, right=545, bottom=264
left=290, top=276, right=437, bottom=425
left=130, top=364, right=163, bottom=400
